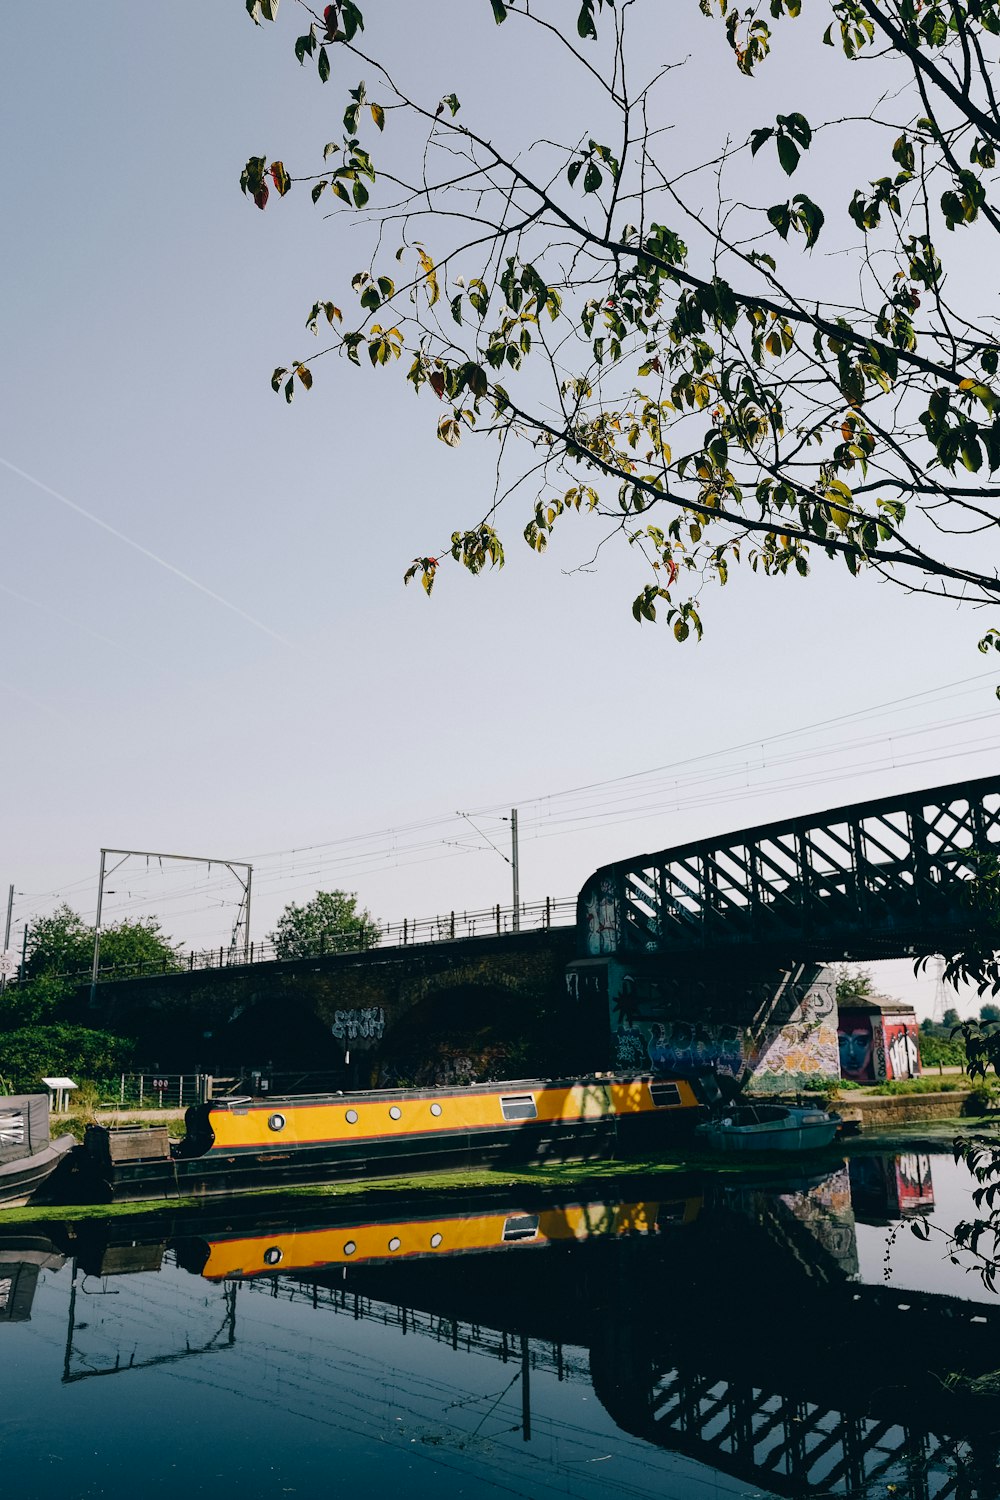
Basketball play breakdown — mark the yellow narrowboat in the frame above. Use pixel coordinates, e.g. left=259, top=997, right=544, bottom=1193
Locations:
left=80, top=1073, right=708, bottom=1202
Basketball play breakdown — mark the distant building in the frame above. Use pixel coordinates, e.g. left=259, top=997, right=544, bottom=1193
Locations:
left=837, top=998, right=920, bottom=1083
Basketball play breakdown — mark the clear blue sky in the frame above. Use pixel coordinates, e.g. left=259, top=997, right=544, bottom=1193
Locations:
left=3, top=2, right=998, bottom=1016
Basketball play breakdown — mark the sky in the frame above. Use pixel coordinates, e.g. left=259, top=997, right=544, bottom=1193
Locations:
left=3, top=1, right=999, bottom=1018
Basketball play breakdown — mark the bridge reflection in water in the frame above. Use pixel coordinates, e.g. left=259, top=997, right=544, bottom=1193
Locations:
left=13, top=1153, right=1000, bottom=1500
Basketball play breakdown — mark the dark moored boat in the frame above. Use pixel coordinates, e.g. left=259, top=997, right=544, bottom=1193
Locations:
left=695, top=1101, right=841, bottom=1153
left=79, top=1074, right=708, bottom=1203
left=0, top=1095, right=76, bottom=1208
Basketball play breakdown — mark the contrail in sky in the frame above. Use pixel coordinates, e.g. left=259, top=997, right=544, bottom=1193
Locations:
left=1, top=455, right=301, bottom=652
left=0, top=582, right=151, bottom=664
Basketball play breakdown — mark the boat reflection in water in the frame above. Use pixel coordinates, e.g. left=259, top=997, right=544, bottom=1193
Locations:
left=8, top=1152, right=1000, bottom=1500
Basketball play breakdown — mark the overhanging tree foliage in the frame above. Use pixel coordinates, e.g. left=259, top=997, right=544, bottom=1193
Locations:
left=245, top=0, right=1000, bottom=637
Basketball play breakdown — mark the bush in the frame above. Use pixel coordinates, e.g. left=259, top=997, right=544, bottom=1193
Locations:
left=0, top=1025, right=135, bottom=1094
left=918, top=1032, right=967, bottom=1068
left=877, top=1076, right=967, bottom=1095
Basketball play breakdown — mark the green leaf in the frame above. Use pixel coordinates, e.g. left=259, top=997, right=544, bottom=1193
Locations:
left=750, top=127, right=773, bottom=156
left=340, top=1, right=364, bottom=40
left=318, top=45, right=331, bottom=83
left=440, top=93, right=461, bottom=116
left=793, top=192, right=824, bottom=248
left=583, top=162, right=602, bottom=194
left=577, top=1, right=597, bottom=39
left=568, top=160, right=582, bottom=187
left=490, top=0, right=508, bottom=20
left=776, top=134, right=799, bottom=175
left=352, top=178, right=369, bottom=208
left=767, top=202, right=792, bottom=239
left=962, top=436, right=983, bottom=472
left=311, top=181, right=327, bottom=204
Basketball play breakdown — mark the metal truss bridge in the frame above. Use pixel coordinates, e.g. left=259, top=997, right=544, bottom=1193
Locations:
left=578, top=774, right=1000, bottom=961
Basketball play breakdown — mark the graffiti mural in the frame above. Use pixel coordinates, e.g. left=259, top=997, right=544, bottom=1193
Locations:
left=838, top=1010, right=877, bottom=1082
left=583, top=877, right=619, bottom=956
left=748, top=993, right=837, bottom=1092
left=601, top=959, right=840, bottom=1093
left=749, top=982, right=841, bottom=1094
left=330, top=1007, right=386, bottom=1044
left=884, top=1019, right=920, bottom=1080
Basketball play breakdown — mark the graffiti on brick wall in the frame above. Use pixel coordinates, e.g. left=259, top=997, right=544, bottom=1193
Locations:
left=331, top=1006, right=386, bottom=1043
left=750, top=986, right=840, bottom=1093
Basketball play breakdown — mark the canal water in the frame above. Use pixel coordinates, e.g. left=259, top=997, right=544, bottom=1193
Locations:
left=3, top=1150, right=999, bottom=1500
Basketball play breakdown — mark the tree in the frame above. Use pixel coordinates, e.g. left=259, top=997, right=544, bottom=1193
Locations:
left=22, top=904, right=182, bottom=983
left=834, top=966, right=875, bottom=1004
left=980, top=1002, right=1000, bottom=1022
left=243, top=0, right=1000, bottom=637
left=269, top=890, right=380, bottom=958
left=1, top=905, right=183, bottom=1031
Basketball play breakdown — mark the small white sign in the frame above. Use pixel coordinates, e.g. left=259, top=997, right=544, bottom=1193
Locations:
left=0, top=951, right=17, bottom=977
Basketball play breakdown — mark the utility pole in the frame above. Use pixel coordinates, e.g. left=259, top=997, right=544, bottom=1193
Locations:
left=511, top=808, right=520, bottom=932
left=90, top=848, right=107, bottom=1005
left=1, top=883, right=12, bottom=995
left=457, top=808, right=522, bottom=930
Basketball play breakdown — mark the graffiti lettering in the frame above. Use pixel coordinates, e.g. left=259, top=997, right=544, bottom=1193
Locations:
left=887, top=1027, right=919, bottom=1080
left=331, top=1007, right=385, bottom=1042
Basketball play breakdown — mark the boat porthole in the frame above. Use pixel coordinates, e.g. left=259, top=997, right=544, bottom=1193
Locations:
left=345, top=1109, right=358, bottom=1124
left=388, top=1236, right=401, bottom=1252
left=430, top=1103, right=442, bottom=1117
left=430, top=1233, right=443, bottom=1249
left=389, top=1105, right=402, bottom=1120
left=268, top=1113, right=286, bottom=1132
left=263, top=1246, right=282, bottom=1266
left=343, top=1241, right=356, bottom=1256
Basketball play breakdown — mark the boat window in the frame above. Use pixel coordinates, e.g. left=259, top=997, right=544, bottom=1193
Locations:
left=430, top=1233, right=443, bottom=1248
left=500, top=1094, right=537, bottom=1121
left=649, top=1083, right=682, bottom=1108
left=345, top=1109, right=358, bottom=1124
left=267, top=1113, right=286, bottom=1132
left=429, top=1103, right=442, bottom=1117
left=0, top=1111, right=24, bottom=1149
left=503, top=1214, right=539, bottom=1242
left=263, top=1246, right=282, bottom=1266
left=389, top=1106, right=402, bottom=1120
left=343, top=1241, right=356, bottom=1256
left=388, top=1237, right=401, bottom=1252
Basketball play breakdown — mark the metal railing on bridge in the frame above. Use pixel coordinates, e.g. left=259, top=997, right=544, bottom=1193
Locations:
left=42, top=896, right=575, bottom=988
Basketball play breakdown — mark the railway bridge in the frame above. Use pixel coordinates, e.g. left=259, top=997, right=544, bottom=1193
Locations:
left=74, top=774, right=1000, bottom=1087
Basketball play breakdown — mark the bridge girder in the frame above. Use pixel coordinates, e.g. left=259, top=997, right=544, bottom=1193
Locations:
left=578, top=774, right=1000, bottom=961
